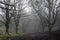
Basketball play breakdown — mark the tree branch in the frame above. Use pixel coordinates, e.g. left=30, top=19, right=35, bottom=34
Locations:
left=0, top=1, right=14, bottom=6
left=0, top=14, right=6, bottom=21
left=0, top=20, right=5, bottom=24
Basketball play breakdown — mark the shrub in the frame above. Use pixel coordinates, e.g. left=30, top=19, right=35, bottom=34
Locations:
left=0, top=34, right=10, bottom=40
left=0, top=33, right=24, bottom=40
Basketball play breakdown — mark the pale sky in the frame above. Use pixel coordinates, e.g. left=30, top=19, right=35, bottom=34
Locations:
left=0, top=0, right=60, bottom=15
left=0, top=0, right=32, bottom=15
left=21, top=0, right=32, bottom=14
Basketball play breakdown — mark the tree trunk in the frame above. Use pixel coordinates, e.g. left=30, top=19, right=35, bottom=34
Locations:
left=16, top=25, right=18, bottom=33
left=5, top=22, right=9, bottom=34
left=48, top=25, right=52, bottom=32
left=5, top=5, right=10, bottom=34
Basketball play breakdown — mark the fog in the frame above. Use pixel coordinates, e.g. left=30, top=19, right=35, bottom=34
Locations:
left=0, top=0, right=60, bottom=34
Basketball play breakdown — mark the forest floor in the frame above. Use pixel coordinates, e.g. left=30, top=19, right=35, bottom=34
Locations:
left=23, top=30, right=60, bottom=40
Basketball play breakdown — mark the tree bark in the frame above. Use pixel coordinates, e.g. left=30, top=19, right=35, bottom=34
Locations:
left=5, top=5, right=10, bottom=34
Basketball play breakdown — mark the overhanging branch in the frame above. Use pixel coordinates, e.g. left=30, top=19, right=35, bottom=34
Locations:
left=0, top=6, right=16, bottom=11
left=0, top=1, right=14, bottom=6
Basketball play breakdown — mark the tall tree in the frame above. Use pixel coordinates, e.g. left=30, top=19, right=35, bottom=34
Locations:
left=0, top=0, right=14, bottom=34
left=46, top=0, right=60, bottom=32
left=13, top=0, right=27, bottom=33
left=30, top=0, right=60, bottom=32
left=30, top=0, right=47, bottom=32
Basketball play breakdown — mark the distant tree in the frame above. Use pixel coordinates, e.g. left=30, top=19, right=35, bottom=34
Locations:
left=30, top=0, right=47, bottom=32
left=13, top=0, right=27, bottom=33
left=13, top=1, right=21, bottom=33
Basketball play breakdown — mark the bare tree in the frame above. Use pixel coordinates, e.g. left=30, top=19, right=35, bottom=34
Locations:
left=13, top=0, right=27, bottom=33
left=30, top=0, right=46, bottom=32
left=46, top=0, right=60, bottom=32
left=0, top=0, right=14, bottom=34
left=30, top=0, right=60, bottom=32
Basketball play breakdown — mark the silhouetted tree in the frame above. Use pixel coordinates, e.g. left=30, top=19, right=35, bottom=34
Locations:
left=30, top=0, right=60, bottom=32
left=46, top=0, right=60, bottom=32
left=30, top=0, right=47, bottom=32
left=0, top=0, right=14, bottom=34
left=13, top=0, right=27, bottom=33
